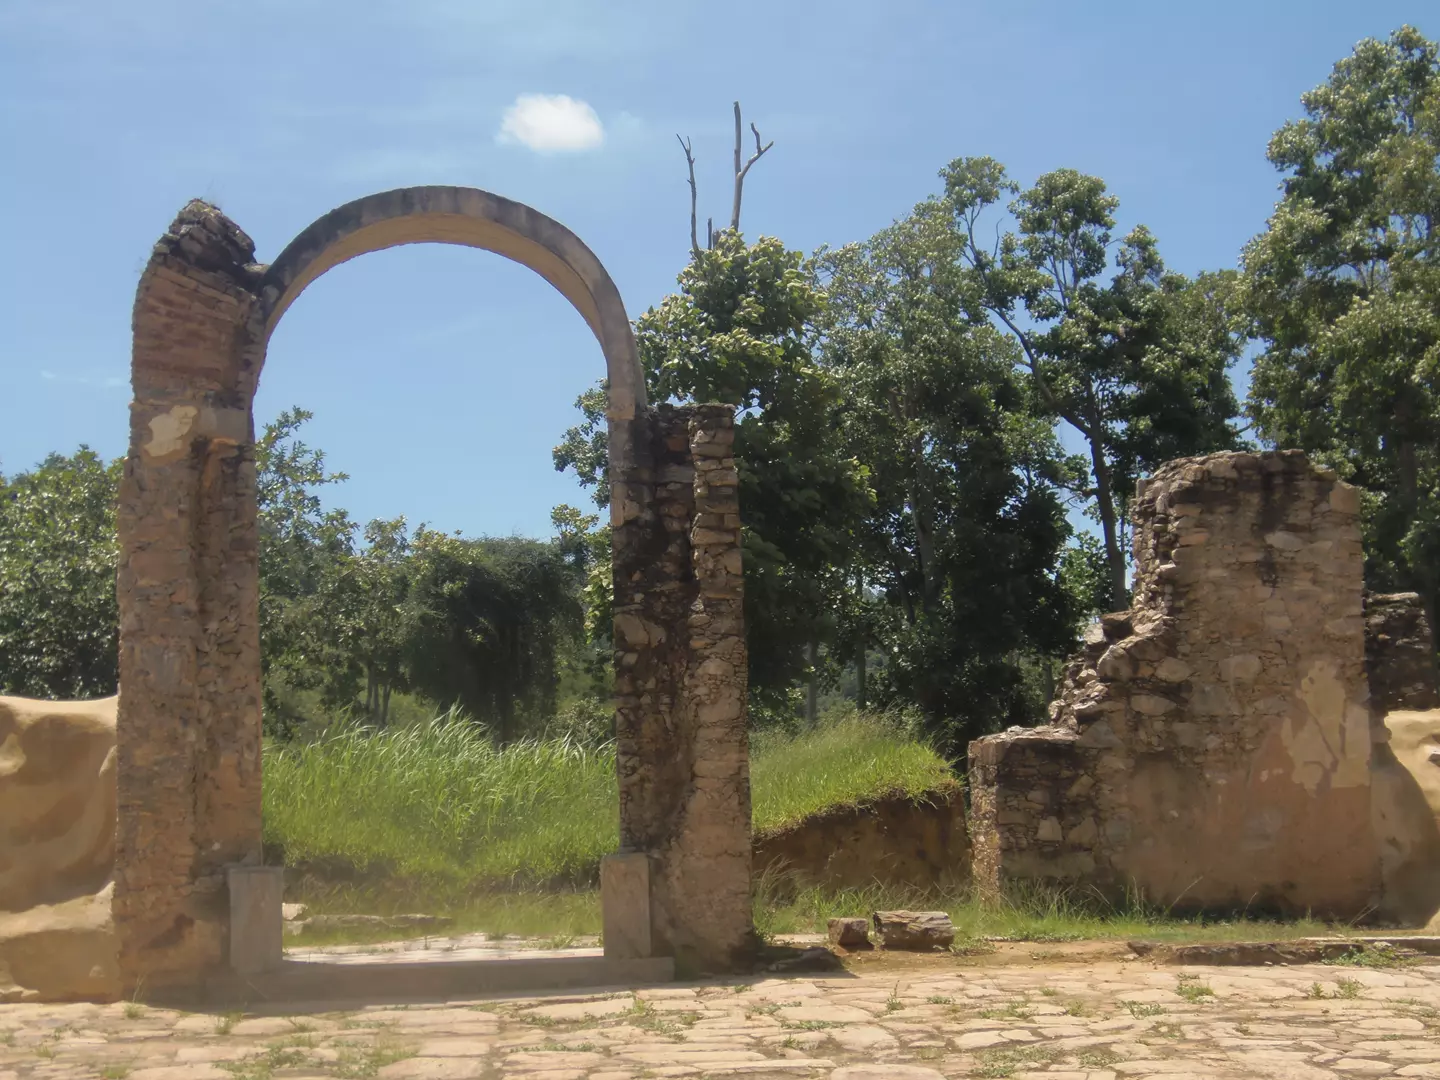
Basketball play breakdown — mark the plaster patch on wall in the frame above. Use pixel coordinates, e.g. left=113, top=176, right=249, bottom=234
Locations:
left=142, top=406, right=198, bottom=459
left=1283, top=660, right=1369, bottom=793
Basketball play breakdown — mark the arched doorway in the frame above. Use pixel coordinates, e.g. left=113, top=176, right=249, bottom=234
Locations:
left=114, top=188, right=755, bottom=989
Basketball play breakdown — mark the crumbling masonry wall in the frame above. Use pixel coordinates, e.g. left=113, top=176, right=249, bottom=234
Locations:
left=969, top=450, right=1377, bottom=917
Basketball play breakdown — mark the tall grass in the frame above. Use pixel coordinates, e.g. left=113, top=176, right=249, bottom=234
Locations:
left=752, top=873, right=1345, bottom=945
left=263, top=710, right=617, bottom=886
left=750, top=709, right=954, bottom=832
left=262, top=706, right=952, bottom=890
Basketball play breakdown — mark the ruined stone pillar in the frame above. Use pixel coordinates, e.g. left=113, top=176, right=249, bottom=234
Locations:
left=609, top=404, right=755, bottom=972
left=116, top=204, right=265, bottom=987
left=970, top=451, right=1377, bottom=917
left=1365, top=592, right=1439, bottom=717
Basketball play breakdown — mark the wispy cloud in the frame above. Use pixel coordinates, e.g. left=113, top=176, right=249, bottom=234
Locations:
left=497, top=94, right=604, bottom=153
left=41, top=370, right=125, bottom=389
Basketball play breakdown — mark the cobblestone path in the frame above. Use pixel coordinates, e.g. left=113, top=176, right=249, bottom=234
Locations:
left=5, top=958, right=1440, bottom=1078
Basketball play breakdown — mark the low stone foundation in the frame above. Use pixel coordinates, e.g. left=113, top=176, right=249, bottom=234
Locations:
left=969, top=450, right=1378, bottom=917
left=753, top=788, right=970, bottom=893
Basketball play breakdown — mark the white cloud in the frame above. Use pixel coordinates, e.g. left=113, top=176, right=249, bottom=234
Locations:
left=496, top=94, right=604, bottom=153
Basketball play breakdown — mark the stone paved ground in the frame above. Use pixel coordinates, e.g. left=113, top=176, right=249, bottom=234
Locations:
left=5, top=957, right=1440, bottom=1079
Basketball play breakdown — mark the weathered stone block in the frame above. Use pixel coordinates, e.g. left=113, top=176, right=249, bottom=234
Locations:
left=828, top=917, right=871, bottom=949
left=601, top=852, right=652, bottom=960
left=873, top=910, right=955, bottom=950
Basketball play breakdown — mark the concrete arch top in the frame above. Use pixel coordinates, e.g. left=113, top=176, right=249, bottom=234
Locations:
left=257, top=186, right=645, bottom=418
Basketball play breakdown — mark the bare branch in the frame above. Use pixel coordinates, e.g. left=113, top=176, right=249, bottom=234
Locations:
left=730, top=102, right=743, bottom=232
left=676, top=134, right=699, bottom=259
left=729, top=102, right=775, bottom=233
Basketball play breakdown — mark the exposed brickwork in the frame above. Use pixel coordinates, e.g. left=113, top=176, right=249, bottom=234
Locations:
left=116, top=203, right=266, bottom=987
left=969, top=450, right=1377, bottom=918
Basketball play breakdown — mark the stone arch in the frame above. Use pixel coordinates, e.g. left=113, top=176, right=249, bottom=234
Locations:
left=115, top=189, right=754, bottom=991
left=253, top=186, right=645, bottom=417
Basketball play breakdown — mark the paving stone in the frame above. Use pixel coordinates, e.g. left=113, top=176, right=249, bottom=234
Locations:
left=414, top=1038, right=495, bottom=1057
left=1332, top=1060, right=1398, bottom=1074
left=828, top=1024, right=899, bottom=1051
left=376, top=1057, right=489, bottom=1078
left=774, top=1004, right=874, bottom=1024
left=519, top=998, right=633, bottom=1021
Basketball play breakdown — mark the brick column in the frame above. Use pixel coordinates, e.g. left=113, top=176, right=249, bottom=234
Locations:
left=116, top=203, right=265, bottom=987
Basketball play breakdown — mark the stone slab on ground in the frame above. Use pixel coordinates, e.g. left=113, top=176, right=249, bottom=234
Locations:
left=177, top=954, right=676, bottom=1008
left=6, top=953, right=1440, bottom=1078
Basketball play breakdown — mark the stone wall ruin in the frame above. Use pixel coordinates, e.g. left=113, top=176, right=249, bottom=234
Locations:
left=969, top=450, right=1381, bottom=917
left=114, top=188, right=754, bottom=992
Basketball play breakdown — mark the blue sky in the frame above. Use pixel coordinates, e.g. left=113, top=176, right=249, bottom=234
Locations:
left=0, top=2, right=1428, bottom=539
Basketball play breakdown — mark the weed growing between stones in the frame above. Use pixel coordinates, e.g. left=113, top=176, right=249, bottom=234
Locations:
left=971, top=1044, right=1060, bottom=1077
left=979, top=999, right=1033, bottom=1020
left=1175, top=972, right=1215, bottom=1003
left=1123, top=1000, right=1166, bottom=1018
left=1323, top=943, right=1417, bottom=969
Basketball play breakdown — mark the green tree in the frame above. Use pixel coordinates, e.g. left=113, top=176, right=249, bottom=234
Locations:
left=642, top=232, right=873, bottom=720
left=818, top=204, right=1077, bottom=750
left=555, top=232, right=872, bottom=722
left=404, top=531, right=582, bottom=742
left=1243, top=25, right=1440, bottom=643
left=253, top=408, right=360, bottom=732
left=341, top=517, right=416, bottom=727
left=942, top=159, right=1243, bottom=609
left=0, top=449, right=121, bottom=699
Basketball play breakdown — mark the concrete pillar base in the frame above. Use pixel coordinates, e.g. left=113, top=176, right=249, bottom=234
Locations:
left=601, top=852, right=653, bottom=960
left=228, top=866, right=284, bottom=974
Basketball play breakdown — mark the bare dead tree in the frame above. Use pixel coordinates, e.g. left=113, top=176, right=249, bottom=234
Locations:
left=674, top=101, right=774, bottom=257
left=677, top=134, right=700, bottom=259
left=730, top=102, right=773, bottom=232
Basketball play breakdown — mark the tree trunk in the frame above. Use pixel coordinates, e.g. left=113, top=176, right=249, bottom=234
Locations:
left=806, top=638, right=819, bottom=726
left=381, top=682, right=392, bottom=728
left=855, top=573, right=868, bottom=712
left=907, top=435, right=939, bottom=614
left=1084, top=397, right=1127, bottom=610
